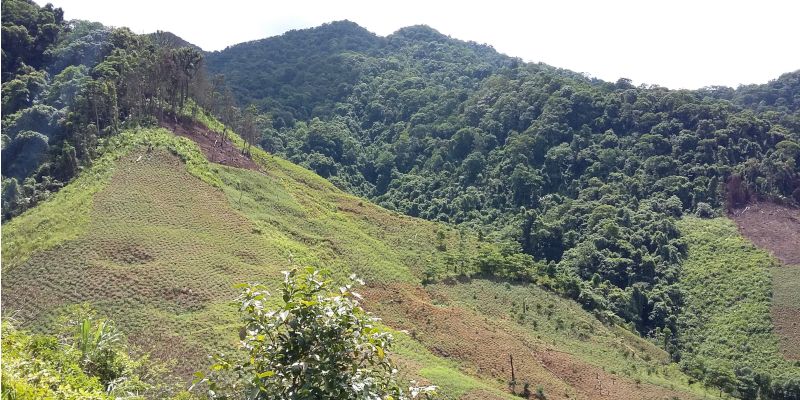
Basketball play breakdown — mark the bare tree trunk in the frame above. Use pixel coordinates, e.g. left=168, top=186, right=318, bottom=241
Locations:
left=509, top=354, right=516, bottom=393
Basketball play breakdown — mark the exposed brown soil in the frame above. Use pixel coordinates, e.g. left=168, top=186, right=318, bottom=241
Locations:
left=161, top=119, right=261, bottom=171
left=731, top=202, right=800, bottom=360
left=772, top=306, right=800, bottom=360
left=362, top=283, right=700, bottom=400
left=730, top=202, right=800, bottom=265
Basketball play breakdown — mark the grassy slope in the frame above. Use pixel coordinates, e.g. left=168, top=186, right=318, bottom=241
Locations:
left=2, top=118, right=710, bottom=399
left=1, top=129, right=220, bottom=270
left=677, top=217, right=800, bottom=385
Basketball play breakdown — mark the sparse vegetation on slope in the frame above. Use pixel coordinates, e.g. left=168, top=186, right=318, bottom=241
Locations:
left=730, top=203, right=800, bottom=361
left=677, top=217, right=800, bottom=398
left=1, top=128, right=218, bottom=270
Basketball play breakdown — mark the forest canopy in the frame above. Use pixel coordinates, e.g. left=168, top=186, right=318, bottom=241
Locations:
left=205, top=21, right=800, bottom=342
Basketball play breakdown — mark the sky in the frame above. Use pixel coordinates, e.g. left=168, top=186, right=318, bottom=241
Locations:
left=37, top=0, right=800, bottom=90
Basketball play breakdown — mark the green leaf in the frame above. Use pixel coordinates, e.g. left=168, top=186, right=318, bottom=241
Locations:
left=191, top=371, right=205, bottom=385
left=257, top=370, right=275, bottom=378
left=211, top=363, right=226, bottom=371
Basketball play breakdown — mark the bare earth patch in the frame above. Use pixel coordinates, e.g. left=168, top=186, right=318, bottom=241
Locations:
left=161, top=119, right=261, bottom=171
left=730, top=202, right=800, bottom=265
left=731, top=202, right=800, bottom=360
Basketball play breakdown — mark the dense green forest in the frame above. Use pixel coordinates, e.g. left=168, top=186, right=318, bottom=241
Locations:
left=3, top=0, right=800, bottom=398
left=206, top=20, right=799, bottom=335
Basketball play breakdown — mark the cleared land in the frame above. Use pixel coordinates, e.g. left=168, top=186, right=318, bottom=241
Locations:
left=162, top=119, right=261, bottom=171
left=731, top=202, right=800, bottom=265
left=365, top=281, right=705, bottom=400
left=731, top=203, right=800, bottom=360
left=677, top=217, right=800, bottom=387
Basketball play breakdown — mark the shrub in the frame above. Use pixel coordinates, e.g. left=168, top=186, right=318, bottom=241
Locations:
left=694, top=202, right=715, bottom=218
left=196, top=268, right=436, bottom=399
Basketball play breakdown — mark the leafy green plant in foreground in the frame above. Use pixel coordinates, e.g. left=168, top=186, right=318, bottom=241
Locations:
left=195, top=268, right=436, bottom=399
left=1, top=315, right=154, bottom=400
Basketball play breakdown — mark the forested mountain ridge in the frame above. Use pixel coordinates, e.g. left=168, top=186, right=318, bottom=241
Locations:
left=206, top=21, right=800, bottom=338
left=205, top=21, right=519, bottom=124
left=705, top=71, right=800, bottom=115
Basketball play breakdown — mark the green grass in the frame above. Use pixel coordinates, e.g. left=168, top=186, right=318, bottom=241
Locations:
left=772, top=266, right=800, bottom=359
left=214, top=165, right=475, bottom=284
left=1, top=128, right=219, bottom=270
left=773, top=267, right=800, bottom=310
left=677, top=217, right=800, bottom=382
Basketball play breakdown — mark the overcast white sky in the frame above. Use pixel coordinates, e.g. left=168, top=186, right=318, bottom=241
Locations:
left=37, top=0, right=800, bottom=89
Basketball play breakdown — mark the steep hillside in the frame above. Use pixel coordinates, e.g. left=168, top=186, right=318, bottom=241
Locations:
left=731, top=203, right=800, bottom=360
left=2, top=117, right=712, bottom=399
left=206, top=21, right=800, bottom=353
left=677, top=217, right=800, bottom=397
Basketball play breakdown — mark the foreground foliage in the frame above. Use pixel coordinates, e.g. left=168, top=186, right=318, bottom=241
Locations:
left=1, top=314, right=155, bottom=400
left=197, top=268, right=435, bottom=400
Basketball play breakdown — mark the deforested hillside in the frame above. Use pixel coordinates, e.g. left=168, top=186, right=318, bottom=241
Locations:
left=677, top=217, right=800, bottom=397
left=1, top=116, right=713, bottom=399
left=730, top=203, right=800, bottom=361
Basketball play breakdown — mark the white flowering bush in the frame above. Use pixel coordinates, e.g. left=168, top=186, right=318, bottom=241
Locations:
left=195, top=268, right=436, bottom=399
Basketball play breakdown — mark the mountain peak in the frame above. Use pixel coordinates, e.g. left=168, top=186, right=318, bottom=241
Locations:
left=389, top=24, right=449, bottom=42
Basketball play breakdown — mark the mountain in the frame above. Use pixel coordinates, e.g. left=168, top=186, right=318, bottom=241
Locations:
left=205, top=19, right=800, bottom=332
left=3, top=1, right=800, bottom=398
